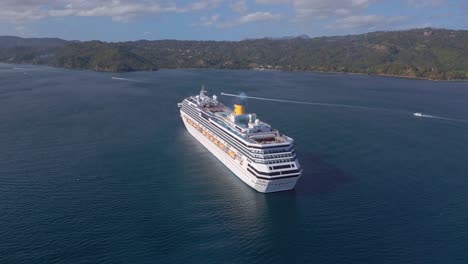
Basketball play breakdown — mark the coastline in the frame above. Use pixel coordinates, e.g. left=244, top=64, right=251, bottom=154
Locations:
left=1, top=61, right=467, bottom=82
left=303, top=70, right=468, bottom=82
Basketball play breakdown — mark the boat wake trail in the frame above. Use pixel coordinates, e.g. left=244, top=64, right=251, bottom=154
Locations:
left=11, top=67, right=33, bottom=75
left=413, top=113, right=468, bottom=124
left=111, top=77, right=142, bottom=82
left=221, top=92, right=388, bottom=111
left=221, top=93, right=468, bottom=125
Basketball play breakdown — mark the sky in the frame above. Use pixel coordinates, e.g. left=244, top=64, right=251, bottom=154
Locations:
left=0, top=0, right=466, bottom=41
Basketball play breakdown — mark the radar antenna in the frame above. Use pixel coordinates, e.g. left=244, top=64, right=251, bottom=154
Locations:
left=200, top=84, right=207, bottom=96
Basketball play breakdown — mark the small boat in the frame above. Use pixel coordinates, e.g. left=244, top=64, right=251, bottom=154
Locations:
left=414, top=112, right=423, bottom=117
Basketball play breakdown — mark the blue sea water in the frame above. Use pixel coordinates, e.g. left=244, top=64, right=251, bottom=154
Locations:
left=1, top=63, right=468, bottom=263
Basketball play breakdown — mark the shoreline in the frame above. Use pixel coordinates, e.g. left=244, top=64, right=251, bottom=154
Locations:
left=291, top=69, right=468, bottom=82
left=1, top=61, right=467, bottom=82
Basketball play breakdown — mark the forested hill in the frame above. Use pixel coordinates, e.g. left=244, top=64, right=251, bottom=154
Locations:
left=1, top=28, right=467, bottom=80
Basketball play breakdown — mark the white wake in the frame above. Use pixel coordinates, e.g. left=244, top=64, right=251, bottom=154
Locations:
left=221, top=92, right=468, bottom=124
left=111, top=76, right=142, bottom=82
left=413, top=113, right=468, bottom=124
left=221, top=92, right=379, bottom=111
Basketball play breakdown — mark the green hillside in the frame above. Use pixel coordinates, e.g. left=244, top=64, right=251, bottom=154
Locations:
left=1, top=28, right=467, bottom=80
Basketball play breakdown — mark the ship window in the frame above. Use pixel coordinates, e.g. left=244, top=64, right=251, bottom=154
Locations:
left=273, top=164, right=291, bottom=170
left=280, top=169, right=300, bottom=175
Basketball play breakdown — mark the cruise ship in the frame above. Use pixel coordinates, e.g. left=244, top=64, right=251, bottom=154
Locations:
left=178, top=88, right=302, bottom=193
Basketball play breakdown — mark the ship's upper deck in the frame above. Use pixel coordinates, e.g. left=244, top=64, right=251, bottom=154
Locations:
left=186, top=89, right=292, bottom=146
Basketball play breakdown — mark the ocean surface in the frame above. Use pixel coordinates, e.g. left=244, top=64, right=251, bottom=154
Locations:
left=1, top=63, right=468, bottom=263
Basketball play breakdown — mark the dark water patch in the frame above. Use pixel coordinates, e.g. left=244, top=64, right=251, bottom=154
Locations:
left=294, top=152, right=354, bottom=196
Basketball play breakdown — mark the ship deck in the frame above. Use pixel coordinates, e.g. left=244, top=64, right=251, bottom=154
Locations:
left=200, top=103, right=290, bottom=146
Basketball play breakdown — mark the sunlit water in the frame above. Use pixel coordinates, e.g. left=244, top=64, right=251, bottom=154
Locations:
left=1, top=63, right=467, bottom=263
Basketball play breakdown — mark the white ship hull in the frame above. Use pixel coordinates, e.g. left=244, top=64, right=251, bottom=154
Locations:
left=181, top=110, right=299, bottom=193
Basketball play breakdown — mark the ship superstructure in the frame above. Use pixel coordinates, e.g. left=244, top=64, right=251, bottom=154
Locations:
left=178, top=87, right=301, bottom=193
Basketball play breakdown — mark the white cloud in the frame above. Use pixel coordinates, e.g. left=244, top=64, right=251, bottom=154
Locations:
left=328, top=15, right=407, bottom=30
left=256, top=0, right=377, bottom=20
left=255, top=0, right=289, bottom=4
left=230, top=0, right=248, bottom=13
left=201, top=11, right=281, bottom=28
left=220, top=11, right=281, bottom=27
left=200, top=14, right=221, bottom=26
left=0, top=0, right=223, bottom=22
left=191, top=0, right=224, bottom=11
left=294, top=0, right=377, bottom=19
left=408, top=0, right=447, bottom=8
left=238, top=11, right=280, bottom=23
left=1, top=0, right=458, bottom=37
left=0, top=0, right=380, bottom=23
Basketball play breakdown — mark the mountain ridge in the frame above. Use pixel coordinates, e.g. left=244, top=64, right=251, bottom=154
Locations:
left=1, top=28, right=467, bottom=80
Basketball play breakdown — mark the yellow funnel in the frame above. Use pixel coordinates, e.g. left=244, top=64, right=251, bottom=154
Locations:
left=234, top=104, right=246, bottom=115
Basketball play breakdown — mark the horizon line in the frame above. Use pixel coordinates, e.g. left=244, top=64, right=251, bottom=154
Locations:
left=1, top=27, right=465, bottom=43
